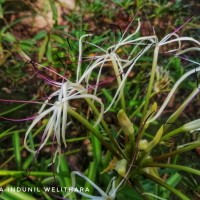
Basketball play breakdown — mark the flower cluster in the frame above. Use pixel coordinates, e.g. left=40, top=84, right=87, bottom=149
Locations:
left=2, top=18, right=200, bottom=167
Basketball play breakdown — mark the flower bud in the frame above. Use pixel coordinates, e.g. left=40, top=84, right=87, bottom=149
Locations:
left=142, top=167, right=161, bottom=180
left=138, top=139, right=149, bottom=150
left=117, top=109, right=134, bottom=136
left=146, top=125, right=163, bottom=152
left=115, top=159, right=127, bottom=177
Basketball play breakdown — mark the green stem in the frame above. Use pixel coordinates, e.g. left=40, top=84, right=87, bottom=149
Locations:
left=161, top=127, right=183, bottom=140
left=136, top=0, right=141, bottom=8
left=134, top=46, right=159, bottom=155
left=12, top=132, right=21, bottom=170
left=68, top=108, right=121, bottom=159
left=0, top=96, right=38, bottom=116
left=111, top=54, right=126, bottom=110
left=130, top=100, right=145, bottom=119
left=0, top=103, right=27, bottom=116
left=0, top=177, right=15, bottom=187
left=0, top=126, right=17, bottom=139
left=141, top=45, right=159, bottom=124
left=143, top=172, right=190, bottom=200
left=0, top=155, right=15, bottom=169
left=91, top=128, right=102, bottom=164
left=130, top=92, right=157, bottom=119
left=85, top=99, right=124, bottom=158
left=0, top=170, right=53, bottom=177
left=65, top=149, right=81, bottom=155
left=153, top=141, right=200, bottom=161
left=82, top=130, right=100, bottom=198
left=101, top=88, right=113, bottom=103
left=164, top=88, right=199, bottom=132
left=144, top=163, right=200, bottom=176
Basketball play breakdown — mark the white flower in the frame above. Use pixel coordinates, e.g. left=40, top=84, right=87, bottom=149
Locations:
left=24, top=80, right=104, bottom=156
left=77, top=19, right=157, bottom=112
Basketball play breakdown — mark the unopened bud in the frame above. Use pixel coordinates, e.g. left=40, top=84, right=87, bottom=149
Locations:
left=115, top=159, right=127, bottom=177
left=138, top=139, right=149, bottom=150
left=117, top=110, right=134, bottom=136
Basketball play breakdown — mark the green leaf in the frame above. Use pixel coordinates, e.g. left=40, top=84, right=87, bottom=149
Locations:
left=48, top=0, right=58, bottom=24
left=12, top=132, right=21, bottom=170
left=118, top=185, right=143, bottom=200
left=57, top=154, right=76, bottom=199
left=159, top=173, right=182, bottom=198
left=146, top=125, right=163, bottom=152
left=51, top=34, right=65, bottom=44
left=1, top=185, right=37, bottom=200
left=2, top=32, right=16, bottom=42
left=38, top=36, right=48, bottom=62
left=19, top=40, right=35, bottom=51
left=34, top=31, right=47, bottom=40
left=46, top=39, right=52, bottom=62
left=0, top=4, right=3, bottom=18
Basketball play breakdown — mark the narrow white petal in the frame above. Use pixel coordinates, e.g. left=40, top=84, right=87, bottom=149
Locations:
left=24, top=106, right=55, bottom=153
left=71, top=171, right=108, bottom=198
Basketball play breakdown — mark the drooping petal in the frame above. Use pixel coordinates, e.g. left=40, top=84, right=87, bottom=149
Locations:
left=24, top=106, right=55, bottom=153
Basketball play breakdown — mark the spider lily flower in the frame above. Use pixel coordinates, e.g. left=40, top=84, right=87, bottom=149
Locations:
left=69, top=171, right=125, bottom=200
left=24, top=80, right=104, bottom=155
left=107, top=24, right=200, bottom=114
left=76, top=19, right=157, bottom=112
left=76, top=18, right=200, bottom=114
left=1, top=55, right=104, bottom=164
left=158, top=32, right=200, bottom=53
left=14, top=54, right=105, bottom=156
left=157, top=17, right=200, bottom=52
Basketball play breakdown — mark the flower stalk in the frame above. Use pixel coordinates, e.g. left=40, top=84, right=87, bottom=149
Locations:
left=67, top=108, right=121, bottom=159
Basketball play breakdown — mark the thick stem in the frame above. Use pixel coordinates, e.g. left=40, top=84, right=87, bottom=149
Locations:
left=161, top=127, right=183, bottom=140
left=134, top=46, right=159, bottom=156
left=68, top=108, right=121, bottom=159
left=141, top=45, right=159, bottom=124
left=110, top=53, right=126, bottom=110
left=86, top=98, right=125, bottom=158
